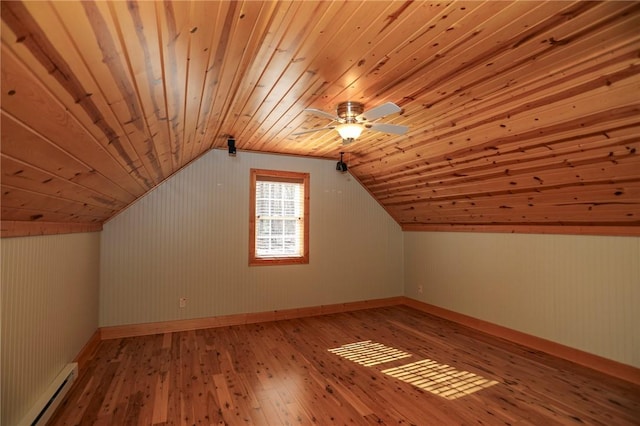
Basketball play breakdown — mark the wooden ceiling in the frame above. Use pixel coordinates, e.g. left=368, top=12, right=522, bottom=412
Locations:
left=2, top=1, right=639, bottom=237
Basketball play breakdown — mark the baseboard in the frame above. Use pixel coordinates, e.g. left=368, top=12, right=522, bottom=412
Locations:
left=73, top=329, right=101, bottom=371
left=401, top=297, right=640, bottom=386
left=100, top=296, right=404, bottom=340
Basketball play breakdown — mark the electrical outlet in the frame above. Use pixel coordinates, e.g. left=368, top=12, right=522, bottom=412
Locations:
left=179, top=297, right=187, bottom=308
left=417, top=285, right=423, bottom=294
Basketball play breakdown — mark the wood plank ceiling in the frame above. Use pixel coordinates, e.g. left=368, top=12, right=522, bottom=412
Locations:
left=1, top=1, right=639, bottom=237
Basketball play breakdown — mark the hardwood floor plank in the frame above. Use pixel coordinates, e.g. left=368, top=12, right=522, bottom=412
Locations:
left=49, top=306, right=640, bottom=425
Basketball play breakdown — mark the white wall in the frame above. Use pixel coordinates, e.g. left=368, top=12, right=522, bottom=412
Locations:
left=404, top=231, right=640, bottom=367
left=1, top=232, right=100, bottom=426
left=100, top=150, right=404, bottom=326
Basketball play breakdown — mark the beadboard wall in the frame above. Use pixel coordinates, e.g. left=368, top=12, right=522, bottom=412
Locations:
left=99, top=150, right=404, bottom=327
left=404, top=231, right=640, bottom=368
left=1, top=232, right=100, bottom=426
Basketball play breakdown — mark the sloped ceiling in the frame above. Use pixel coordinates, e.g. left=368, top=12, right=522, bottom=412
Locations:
left=1, top=1, right=639, bottom=237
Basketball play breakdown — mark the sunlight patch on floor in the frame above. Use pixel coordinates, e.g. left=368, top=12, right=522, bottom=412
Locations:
left=382, top=359, right=499, bottom=400
left=328, top=340, right=412, bottom=366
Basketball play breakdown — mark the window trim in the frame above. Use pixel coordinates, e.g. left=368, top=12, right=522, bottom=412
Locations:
left=249, top=169, right=310, bottom=266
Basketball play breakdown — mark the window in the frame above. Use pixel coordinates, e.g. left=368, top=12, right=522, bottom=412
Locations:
left=249, top=169, right=309, bottom=266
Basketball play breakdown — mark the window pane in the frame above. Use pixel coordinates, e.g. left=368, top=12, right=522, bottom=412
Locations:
left=283, top=238, right=297, bottom=254
left=255, top=183, right=265, bottom=199
left=270, top=199, right=283, bottom=216
left=283, top=185, right=295, bottom=200
left=256, top=199, right=269, bottom=216
left=283, top=200, right=295, bottom=216
left=257, top=219, right=270, bottom=236
left=270, top=184, right=282, bottom=199
left=272, top=220, right=283, bottom=235
left=284, top=220, right=296, bottom=235
left=270, top=237, right=283, bottom=252
left=256, top=237, right=270, bottom=252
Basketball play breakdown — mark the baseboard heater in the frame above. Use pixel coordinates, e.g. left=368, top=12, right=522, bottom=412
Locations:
left=19, top=362, right=78, bottom=426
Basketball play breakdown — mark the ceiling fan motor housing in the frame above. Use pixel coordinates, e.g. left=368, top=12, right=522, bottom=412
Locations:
left=337, top=101, right=364, bottom=123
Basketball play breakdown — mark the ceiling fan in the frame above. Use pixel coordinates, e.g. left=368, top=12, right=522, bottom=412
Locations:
left=293, top=101, right=408, bottom=144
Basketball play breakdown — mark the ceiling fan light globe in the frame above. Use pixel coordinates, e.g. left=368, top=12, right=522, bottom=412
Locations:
left=337, top=123, right=363, bottom=141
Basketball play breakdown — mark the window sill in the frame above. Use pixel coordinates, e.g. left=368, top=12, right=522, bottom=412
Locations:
left=249, top=256, right=309, bottom=266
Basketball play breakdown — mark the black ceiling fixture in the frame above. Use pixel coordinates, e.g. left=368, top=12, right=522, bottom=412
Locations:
left=227, top=137, right=236, bottom=156
left=336, top=152, right=348, bottom=173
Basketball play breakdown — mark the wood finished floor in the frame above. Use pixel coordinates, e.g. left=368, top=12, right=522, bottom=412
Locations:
left=49, top=306, right=640, bottom=425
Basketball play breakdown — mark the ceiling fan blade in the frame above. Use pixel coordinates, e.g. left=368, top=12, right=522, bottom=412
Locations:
left=292, top=126, right=336, bottom=136
left=304, top=108, right=339, bottom=121
left=357, top=102, right=401, bottom=121
left=367, top=123, right=408, bottom=135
